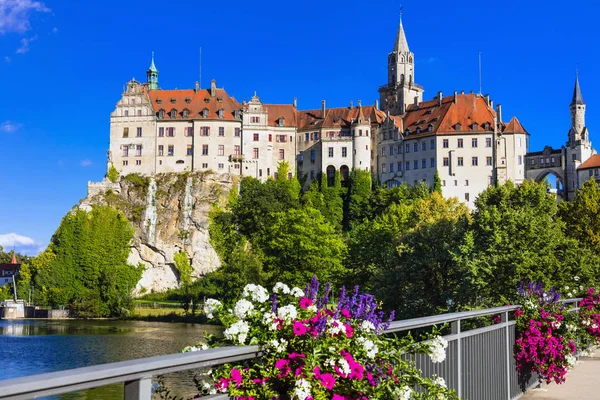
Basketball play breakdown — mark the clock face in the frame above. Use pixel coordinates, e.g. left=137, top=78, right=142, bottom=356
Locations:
left=387, top=95, right=397, bottom=105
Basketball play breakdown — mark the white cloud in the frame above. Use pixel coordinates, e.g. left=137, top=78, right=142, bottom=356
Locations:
left=4, top=55, right=10, bottom=62
left=80, top=159, right=93, bottom=167
left=0, top=120, right=22, bottom=133
left=15, top=34, right=35, bottom=53
left=0, top=0, right=51, bottom=35
left=50, top=26, right=56, bottom=34
left=0, top=233, right=36, bottom=248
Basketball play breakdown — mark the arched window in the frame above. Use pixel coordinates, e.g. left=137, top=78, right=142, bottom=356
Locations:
left=400, top=74, right=405, bottom=83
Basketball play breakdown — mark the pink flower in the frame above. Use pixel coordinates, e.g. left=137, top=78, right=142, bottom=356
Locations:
left=275, top=359, right=289, bottom=370
left=288, top=352, right=306, bottom=359
left=293, top=321, right=307, bottom=336
left=332, top=395, right=345, bottom=400
left=231, top=368, right=242, bottom=387
left=300, top=298, right=313, bottom=309
left=341, top=308, right=351, bottom=318
left=515, top=309, right=523, bottom=318
left=345, top=324, right=354, bottom=338
left=319, top=373, right=336, bottom=390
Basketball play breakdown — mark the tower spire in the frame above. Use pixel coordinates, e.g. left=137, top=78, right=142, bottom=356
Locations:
left=571, top=72, right=584, bottom=106
left=394, top=8, right=409, bottom=53
left=146, top=52, right=159, bottom=90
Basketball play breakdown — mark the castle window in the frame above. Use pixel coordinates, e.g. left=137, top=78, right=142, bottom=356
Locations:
left=443, top=139, right=449, bottom=148
left=457, top=138, right=463, bottom=148
left=430, top=158, right=435, bottom=167
left=421, top=142, right=427, bottom=151
left=219, top=127, right=225, bottom=136
left=518, top=156, right=522, bottom=165
left=235, top=128, right=241, bottom=137
left=122, top=146, right=129, bottom=157
left=382, top=146, right=386, bottom=156
left=428, top=124, right=434, bottom=132
left=431, top=139, right=435, bottom=149
left=443, top=157, right=449, bottom=166
left=328, top=147, right=334, bottom=157
left=156, top=99, right=162, bottom=104
left=472, top=123, right=478, bottom=131
left=342, top=147, right=347, bottom=158
left=217, top=98, right=223, bottom=103
left=158, top=109, right=165, bottom=119
left=253, top=133, right=259, bottom=141
left=170, top=109, right=177, bottom=119
left=414, top=160, right=419, bottom=169
left=176, top=160, right=185, bottom=164
left=487, top=156, right=492, bottom=166
left=136, top=160, right=141, bottom=166
left=234, top=109, right=241, bottom=119
left=204, top=98, right=210, bottom=103
left=406, top=161, right=410, bottom=170
left=167, top=127, right=175, bottom=137
left=186, top=127, right=193, bottom=137
left=472, top=157, right=478, bottom=166
left=168, top=145, right=174, bottom=156
left=182, top=109, right=189, bottom=118
left=123, top=127, right=129, bottom=138
left=455, top=123, right=461, bottom=131
left=253, top=148, right=259, bottom=159
left=202, top=145, right=209, bottom=155
left=202, top=108, right=209, bottom=118
left=185, top=98, right=191, bottom=104
left=186, top=145, right=194, bottom=156
left=422, top=159, right=426, bottom=169
left=218, top=108, right=224, bottom=118
left=218, top=145, right=224, bottom=156
left=472, top=138, right=478, bottom=148
left=405, top=143, right=410, bottom=153
left=137, top=127, right=142, bottom=137
left=158, top=145, right=164, bottom=156
left=458, top=157, right=464, bottom=166
left=278, top=117, right=285, bottom=127
left=218, top=163, right=224, bottom=169
left=124, top=110, right=129, bottom=117
left=158, top=127, right=164, bottom=137
left=413, top=143, right=418, bottom=152
left=486, top=138, right=492, bottom=147
left=279, top=149, right=285, bottom=161
left=170, top=98, right=176, bottom=104
left=137, top=110, right=142, bottom=116
left=200, top=127, right=210, bottom=136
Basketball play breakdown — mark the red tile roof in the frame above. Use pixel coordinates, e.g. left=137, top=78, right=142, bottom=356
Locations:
left=297, top=106, right=386, bottom=131
left=503, top=116, right=527, bottom=134
left=149, top=88, right=242, bottom=121
left=577, top=154, right=600, bottom=170
left=263, top=104, right=298, bottom=127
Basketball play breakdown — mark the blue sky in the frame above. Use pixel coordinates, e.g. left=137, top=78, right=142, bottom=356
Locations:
left=2, top=0, right=600, bottom=255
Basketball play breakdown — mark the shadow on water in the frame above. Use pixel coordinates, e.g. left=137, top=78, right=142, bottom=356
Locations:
left=0, top=319, right=222, bottom=400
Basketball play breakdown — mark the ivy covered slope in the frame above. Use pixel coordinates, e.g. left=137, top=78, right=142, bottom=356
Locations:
left=82, top=171, right=236, bottom=293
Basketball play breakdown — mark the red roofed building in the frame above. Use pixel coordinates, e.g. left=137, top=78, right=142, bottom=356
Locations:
left=0, top=255, right=20, bottom=289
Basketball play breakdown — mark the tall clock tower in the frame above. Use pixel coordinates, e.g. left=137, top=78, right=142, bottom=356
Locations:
left=379, top=15, right=423, bottom=115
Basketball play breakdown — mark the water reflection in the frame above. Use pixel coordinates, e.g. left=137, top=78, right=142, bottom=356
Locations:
left=0, top=319, right=222, bottom=400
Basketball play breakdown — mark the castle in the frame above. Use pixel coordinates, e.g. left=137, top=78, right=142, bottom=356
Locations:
left=107, top=16, right=595, bottom=207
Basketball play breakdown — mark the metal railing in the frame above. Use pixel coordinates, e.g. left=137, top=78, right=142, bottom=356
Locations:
left=0, top=301, right=582, bottom=400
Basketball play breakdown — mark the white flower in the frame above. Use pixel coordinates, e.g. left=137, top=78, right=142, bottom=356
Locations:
left=574, top=276, right=580, bottom=282
left=428, top=336, right=448, bottom=363
left=294, top=378, right=312, bottom=400
left=525, top=300, right=536, bottom=310
left=242, top=284, right=270, bottom=303
left=580, top=285, right=584, bottom=291
left=182, top=343, right=208, bottom=352
left=268, top=338, right=288, bottom=353
left=307, top=305, right=317, bottom=313
left=224, top=320, right=250, bottom=344
left=202, top=382, right=211, bottom=391
left=433, top=375, right=446, bottom=388
left=565, top=286, right=570, bottom=290
left=262, top=312, right=279, bottom=330
left=357, top=337, right=379, bottom=358
left=234, top=299, right=254, bottom=319
left=277, top=304, right=298, bottom=322
left=203, top=298, right=222, bottom=319
left=327, top=319, right=347, bottom=335
left=338, top=358, right=351, bottom=376
left=360, top=320, right=376, bottom=331
left=273, top=282, right=291, bottom=294
left=566, top=354, right=577, bottom=368
left=290, top=287, right=305, bottom=297
left=393, top=385, right=413, bottom=400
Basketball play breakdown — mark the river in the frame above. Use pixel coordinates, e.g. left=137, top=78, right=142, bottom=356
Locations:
left=0, top=319, right=222, bottom=399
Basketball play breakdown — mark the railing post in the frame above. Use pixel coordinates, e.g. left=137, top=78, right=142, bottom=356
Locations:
left=124, top=377, right=152, bottom=400
left=451, top=320, right=462, bottom=398
left=502, top=311, right=511, bottom=399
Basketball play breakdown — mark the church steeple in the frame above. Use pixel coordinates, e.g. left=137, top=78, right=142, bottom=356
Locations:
left=394, top=16, right=409, bottom=53
left=571, top=73, right=584, bottom=106
left=146, top=52, right=159, bottom=91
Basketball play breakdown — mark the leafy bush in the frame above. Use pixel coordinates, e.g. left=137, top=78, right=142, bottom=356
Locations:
left=107, top=163, right=120, bottom=183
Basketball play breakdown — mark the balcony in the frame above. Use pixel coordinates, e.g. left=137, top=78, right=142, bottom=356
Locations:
left=229, top=154, right=245, bottom=162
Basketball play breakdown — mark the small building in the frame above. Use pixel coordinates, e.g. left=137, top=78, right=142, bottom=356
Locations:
left=0, top=255, right=20, bottom=288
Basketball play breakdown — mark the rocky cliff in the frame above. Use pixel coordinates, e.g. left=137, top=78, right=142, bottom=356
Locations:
left=82, top=172, right=236, bottom=292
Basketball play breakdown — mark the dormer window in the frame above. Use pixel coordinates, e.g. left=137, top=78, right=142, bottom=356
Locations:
left=405, top=129, right=410, bottom=135
left=455, top=123, right=462, bottom=131
left=278, top=117, right=285, bottom=127
left=217, top=98, right=223, bottom=103
left=472, top=122, right=478, bottom=131
left=158, top=109, right=165, bottom=119
left=204, top=98, right=210, bottom=103
left=234, top=109, right=241, bottom=120
left=170, top=109, right=177, bottom=119
left=484, top=122, right=491, bottom=130
left=170, top=98, right=176, bottom=104
left=185, top=98, right=191, bottom=104
left=156, top=99, right=162, bottom=104
left=218, top=108, right=224, bottom=119
left=202, top=108, right=209, bottom=118
left=182, top=109, right=189, bottom=118
left=416, top=127, right=421, bottom=134
left=428, top=124, right=434, bottom=132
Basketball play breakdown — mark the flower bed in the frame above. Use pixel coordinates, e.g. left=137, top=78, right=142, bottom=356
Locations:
left=186, top=278, right=457, bottom=400
left=513, top=282, right=578, bottom=384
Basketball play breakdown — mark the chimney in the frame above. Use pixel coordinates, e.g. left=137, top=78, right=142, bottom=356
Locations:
left=375, top=99, right=379, bottom=110
left=293, top=98, right=297, bottom=108
left=195, top=81, right=199, bottom=92
left=496, top=104, right=503, bottom=126
left=437, top=91, right=443, bottom=106
left=460, top=90, right=465, bottom=95
left=210, top=79, right=216, bottom=97
left=453, top=91, right=458, bottom=104
left=470, top=90, right=474, bottom=94
left=322, top=100, right=326, bottom=118
left=350, top=100, right=353, bottom=109
left=490, top=100, right=494, bottom=109
left=484, top=94, right=490, bottom=105
left=358, top=100, right=362, bottom=108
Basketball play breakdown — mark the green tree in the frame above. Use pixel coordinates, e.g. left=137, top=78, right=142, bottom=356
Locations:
left=559, top=177, right=600, bottom=254
left=258, top=207, right=347, bottom=287
left=174, top=251, right=193, bottom=287
left=35, top=206, right=143, bottom=316
left=344, top=169, right=372, bottom=230
left=107, top=163, right=120, bottom=183
left=433, top=170, right=442, bottom=194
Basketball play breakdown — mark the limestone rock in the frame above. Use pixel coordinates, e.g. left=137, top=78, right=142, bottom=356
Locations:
left=81, top=172, right=235, bottom=293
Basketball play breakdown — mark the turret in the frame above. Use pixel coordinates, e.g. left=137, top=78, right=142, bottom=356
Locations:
left=352, top=106, right=371, bottom=171
left=146, top=52, right=159, bottom=90
left=570, top=73, right=586, bottom=142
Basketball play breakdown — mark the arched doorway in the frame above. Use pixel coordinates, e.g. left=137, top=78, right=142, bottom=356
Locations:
left=326, top=165, right=336, bottom=187
left=340, top=165, right=349, bottom=186
left=534, top=169, right=564, bottom=200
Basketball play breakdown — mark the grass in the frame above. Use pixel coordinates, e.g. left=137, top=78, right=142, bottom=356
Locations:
left=132, top=307, right=186, bottom=317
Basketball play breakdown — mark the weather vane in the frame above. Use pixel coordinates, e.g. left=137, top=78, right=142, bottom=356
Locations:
left=400, top=5, right=403, bottom=18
